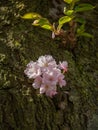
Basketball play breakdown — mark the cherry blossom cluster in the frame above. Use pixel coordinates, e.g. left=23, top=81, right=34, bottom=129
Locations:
left=24, top=55, right=68, bottom=98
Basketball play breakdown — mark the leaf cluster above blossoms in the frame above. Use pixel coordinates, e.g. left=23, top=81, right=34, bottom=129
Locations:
left=22, top=0, right=94, bottom=40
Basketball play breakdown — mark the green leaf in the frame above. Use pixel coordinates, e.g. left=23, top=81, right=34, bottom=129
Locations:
left=75, top=0, right=80, bottom=2
left=77, top=25, right=93, bottom=38
left=64, top=0, right=73, bottom=4
left=65, top=10, right=74, bottom=16
left=78, top=32, right=94, bottom=38
left=21, top=13, right=41, bottom=19
left=77, top=24, right=85, bottom=34
left=32, top=18, right=53, bottom=31
left=75, top=4, right=95, bottom=12
left=58, top=16, right=72, bottom=30
left=75, top=18, right=86, bottom=24
left=64, top=0, right=80, bottom=4
left=59, top=16, right=72, bottom=25
left=41, top=25, right=52, bottom=30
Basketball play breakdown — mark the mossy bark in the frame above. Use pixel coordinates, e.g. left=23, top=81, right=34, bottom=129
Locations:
left=0, top=0, right=98, bottom=130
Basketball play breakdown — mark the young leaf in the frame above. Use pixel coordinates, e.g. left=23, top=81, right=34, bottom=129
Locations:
left=65, top=10, right=74, bottom=16
left=64, top=0, right=73, bottom=4
left=32, top=18, right=53, bottom=31
left=77, top=24, right=85, bottom=34
left=59, top=16, right=72, bottom=25
left=21, top=13, right=41, bottom=19
left=75, top=4, right=95, bottom=12
left=41, top=25, right=53, bottom=30
left=78, top=32, right=94, bottom=38
left=32, top=20, right=40, bottom=26
left=58, top=16, right=72, bottom=30
left=63, top=7, right=67, bottom=14
left=75, top=18, right=86, bottom=24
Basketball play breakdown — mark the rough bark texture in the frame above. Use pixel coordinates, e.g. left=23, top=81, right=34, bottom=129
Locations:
left=0, top=0, right=98, bottom=130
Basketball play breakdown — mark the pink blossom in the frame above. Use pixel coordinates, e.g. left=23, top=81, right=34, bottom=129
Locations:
left=32, top=76, right=42, bottom=89
left=59, top=61, right=68, bottom=73
left=51, top=91, right=58, bottom=97
left=42, top=68, right=60, bottom=86
left=58, top=73, right=66, bottom=87
left=40, top=84, right=57, bottom=98
left=37, top=55, right=57, bottom=68
left=24, top=55, right=68, bottom=98
left=24, top=61, right=41, bottom=79
left=46, top=89, right=57, bottom=98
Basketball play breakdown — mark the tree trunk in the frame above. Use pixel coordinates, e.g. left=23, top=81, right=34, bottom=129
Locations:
left=0, top=0, right=98, bottom=130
